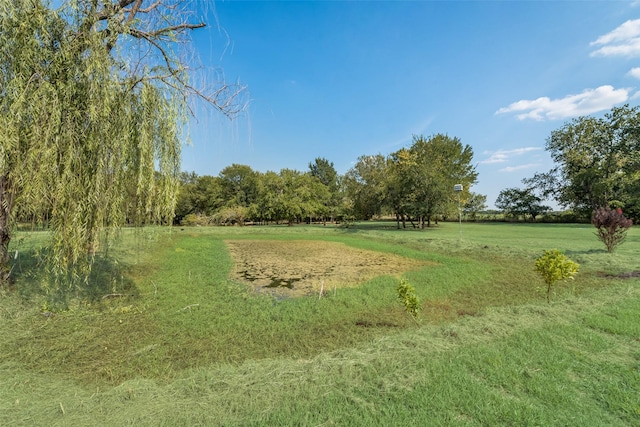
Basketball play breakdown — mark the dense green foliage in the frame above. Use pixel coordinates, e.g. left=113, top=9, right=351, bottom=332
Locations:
left=534, top=249, right=580, bottom=302
left=1, top=223, right=638, bottom=425
left=343, top=153, right=390, bottom=220
left=309, top=157, right=341, bottom=221
left=495, top=187, right=551, bottom=221
left=176, top=134, right=479, bottom=227
left=462, top=192, right=488, bottom=221
left=524, top=104, right=640, bottom=221
left=386, top=134, right=477, bottom=227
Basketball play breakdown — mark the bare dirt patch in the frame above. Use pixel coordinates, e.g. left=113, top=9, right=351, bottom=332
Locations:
left=226, top=240, right=431, bottom=298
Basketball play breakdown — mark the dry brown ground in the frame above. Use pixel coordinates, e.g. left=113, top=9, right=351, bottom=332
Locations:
left=225, top=240, right=429, bottom=297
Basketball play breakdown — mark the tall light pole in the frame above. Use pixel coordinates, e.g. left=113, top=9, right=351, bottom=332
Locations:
left=454, top=184, right=463, bottom=240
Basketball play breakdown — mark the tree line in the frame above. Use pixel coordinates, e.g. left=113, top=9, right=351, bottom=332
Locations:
left=181, top=104, right=640, bottom=227
left=495, top=105, right=640, bottom=223
left=176, top=134, right=482, bottom=227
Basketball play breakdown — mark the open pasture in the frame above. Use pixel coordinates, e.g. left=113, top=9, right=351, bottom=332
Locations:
left=1, top=222, right=639, bottom=426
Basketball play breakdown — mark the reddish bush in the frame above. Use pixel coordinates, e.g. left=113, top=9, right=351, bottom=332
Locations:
left=592, top=207, right=633, bottom=253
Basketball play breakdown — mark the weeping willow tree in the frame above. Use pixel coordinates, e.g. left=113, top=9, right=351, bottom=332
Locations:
left=0, top=0, right=245, bottom=290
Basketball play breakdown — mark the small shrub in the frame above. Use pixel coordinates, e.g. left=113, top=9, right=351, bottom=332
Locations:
left=180, top=214, right=210, bottom=226
left=212, top=206, right=247, bottom=226
left=534, top=249, right=579, bottom=302
left=397, top=278, right=420, bottom=323
left=592, top=207, right=633, bottom=253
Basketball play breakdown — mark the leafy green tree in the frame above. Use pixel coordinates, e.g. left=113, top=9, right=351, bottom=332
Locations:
left=218, top=164, right=260, bottom=209
left=343, top=154, right=389, bottom=220
left=250, top=169, right=329, bottom=225
left=309, top=157, right=339, bottom=190
left=525, top=105, right=640, bottom=221
left=387, top=148, right=415, bottom=228
left=179, top=171, right=200, bottom=186
left=175, top=183, right=196, bottom=224
left=254, top=171, right=284, bottom=223
left=463, top=192, right=488, bottom=221
left=388, top=134, right=477, bottom=227
left=192, top=176, right=224, bottom=215
left=410, top=134, right=477, bottom=226
left=175, top=174, right=224, bottom=223
left=308, top=157, right=340, bottom=223
left=495, top=187, right=550, bottom=221
left=278, top=169, right=329, bottom=225
left=0, top=0, right=244, bottom=287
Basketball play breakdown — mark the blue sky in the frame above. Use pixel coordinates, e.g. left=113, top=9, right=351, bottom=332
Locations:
left=181, top=1, right=640, bottom=209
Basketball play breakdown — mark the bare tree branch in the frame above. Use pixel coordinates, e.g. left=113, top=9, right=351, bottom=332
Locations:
left=124, top=0, right=144, bottom=26
left=129, top=27, right=177, bottom=71
left=140, top=22, right=206, bottom=38
left=93, top=1, right=247, bottom=118
left=124, top=0, right=162, bottom=14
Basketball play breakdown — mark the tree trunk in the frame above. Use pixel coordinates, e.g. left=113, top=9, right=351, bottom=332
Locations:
left=0, top=175, right=13, bottom=283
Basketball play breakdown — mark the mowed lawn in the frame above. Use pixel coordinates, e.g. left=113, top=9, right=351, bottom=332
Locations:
left=1, top=222, right=638, bottom=426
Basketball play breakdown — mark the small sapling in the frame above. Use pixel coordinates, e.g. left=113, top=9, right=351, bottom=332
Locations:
left=534, top=249, right=579, bottom=302
left=397, top=278, right=421, bottom=324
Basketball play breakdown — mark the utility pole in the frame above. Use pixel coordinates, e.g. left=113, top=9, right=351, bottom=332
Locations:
left=454, top=184, right=463, bottom=240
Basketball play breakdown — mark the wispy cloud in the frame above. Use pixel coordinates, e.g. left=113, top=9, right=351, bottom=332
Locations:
left=496, top=86, right=628, bottom=121
left=479, top=147, right=541, bottom=165
left=499, top=163, right=541, bottom=173
left=385, top=116, right=435, bottom=149
left=591, top=19, right=640, bottom=57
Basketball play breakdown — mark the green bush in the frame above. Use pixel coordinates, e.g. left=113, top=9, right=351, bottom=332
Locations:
left=180, top=214, right=210, bottom=226
left=212, top=206, right=247, bottom=226
left=534, top=249, right=579, bottom=302
left=397, top=278, right=420, bottom=323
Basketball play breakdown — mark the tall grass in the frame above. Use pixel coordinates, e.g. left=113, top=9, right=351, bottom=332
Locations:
left=1, top=222, right=638, bottom=425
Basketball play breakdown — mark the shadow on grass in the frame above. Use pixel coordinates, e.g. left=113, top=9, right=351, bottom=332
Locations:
left=564, top=248, right=608, bottom=256
left=8, top=248, right=138, bottom=307
left=339, top=220, right=445, bottom=233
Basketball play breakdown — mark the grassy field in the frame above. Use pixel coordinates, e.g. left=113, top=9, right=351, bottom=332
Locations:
left=1, top=222, right=639, bottom=426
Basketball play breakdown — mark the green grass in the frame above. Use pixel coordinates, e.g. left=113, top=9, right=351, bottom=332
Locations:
left=1, top=222, right=638, bottom=425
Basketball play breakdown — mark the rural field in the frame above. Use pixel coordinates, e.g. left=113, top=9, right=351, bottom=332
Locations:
left=1, top=222, right=639, bottom=426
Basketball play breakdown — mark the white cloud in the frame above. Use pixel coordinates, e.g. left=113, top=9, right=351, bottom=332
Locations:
left=628, top=67, right=640, bottom=79
left=591, top=19, right=640, bottom=46
left=591, top=38, right=640, bottom=57
left=499, top=163, right=541, bottom=173
left=480, top=147, right=541, bottom=165
left=591, top=19, right=640, bottom=57
left=496, top=85, right=628, bottom=121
